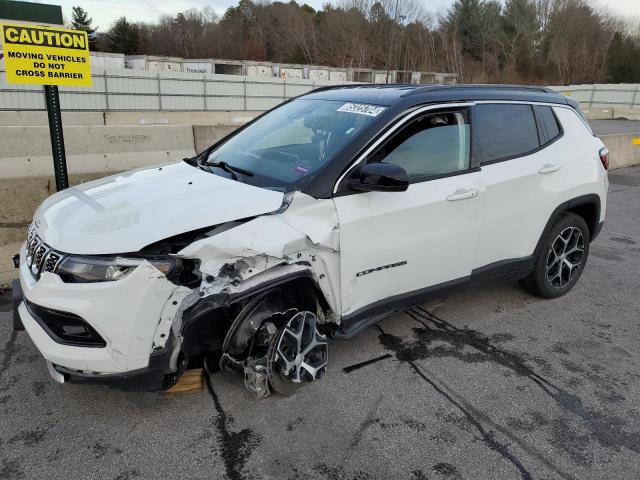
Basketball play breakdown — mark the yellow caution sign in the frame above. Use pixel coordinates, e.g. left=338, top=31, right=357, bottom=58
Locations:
left=0, top=23, right=91, bottom=87
left=633, top=138, right=640, bottom=146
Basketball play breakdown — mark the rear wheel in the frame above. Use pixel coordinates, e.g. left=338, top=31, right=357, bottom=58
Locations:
left=520, top=213, right=590, bottom=299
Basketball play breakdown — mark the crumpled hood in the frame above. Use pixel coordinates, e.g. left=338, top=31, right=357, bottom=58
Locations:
left=32, top=161, right=285, bottom=255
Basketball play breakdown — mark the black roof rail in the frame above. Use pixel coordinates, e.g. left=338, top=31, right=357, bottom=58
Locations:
left=301, top=83, right=566, bottom=106
left=306, top=84, right=354, bottom=94
left=306, top=83, right=557, bottom=96
left=402, top=84, right=555, bottom=97
left=307, top=83, right=417, bottom=94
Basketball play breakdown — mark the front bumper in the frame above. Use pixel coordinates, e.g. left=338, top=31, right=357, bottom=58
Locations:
left=46, top=334, right=179, bottom=391
left=16, top=242, right=185, bottom=386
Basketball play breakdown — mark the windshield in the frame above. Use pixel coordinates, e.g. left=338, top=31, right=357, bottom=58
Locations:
left=205, top=99, right=384, bottom=191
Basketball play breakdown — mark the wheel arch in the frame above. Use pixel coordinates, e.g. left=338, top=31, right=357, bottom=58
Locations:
left=533, top=194, right=601, bottom=259
left=179, top=270, right=332, bottom=363
left=222, top=273, right=330, bottom=359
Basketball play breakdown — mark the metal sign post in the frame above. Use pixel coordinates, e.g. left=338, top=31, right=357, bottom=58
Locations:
left=43, top=85, right=69, bottom=190
left=0, top=22, right=92, bottom=191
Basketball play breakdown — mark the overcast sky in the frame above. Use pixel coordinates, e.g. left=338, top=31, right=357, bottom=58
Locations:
left=18, top=0, right=640, bottom=31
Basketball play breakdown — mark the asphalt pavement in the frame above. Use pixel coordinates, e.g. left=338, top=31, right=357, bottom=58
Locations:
left=1, top=166, right=640, bottom=480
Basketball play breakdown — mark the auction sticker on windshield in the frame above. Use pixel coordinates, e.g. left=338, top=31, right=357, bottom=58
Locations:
left=337, top=103, right=386, bottom=117
left=0, top=23, right=91, bottom=87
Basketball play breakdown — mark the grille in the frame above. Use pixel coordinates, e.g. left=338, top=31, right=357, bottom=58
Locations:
left=25, top=232, right=65, bottom=280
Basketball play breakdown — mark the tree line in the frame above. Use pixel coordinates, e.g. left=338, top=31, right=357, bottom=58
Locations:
left=70, top=0, right=640, bottom=85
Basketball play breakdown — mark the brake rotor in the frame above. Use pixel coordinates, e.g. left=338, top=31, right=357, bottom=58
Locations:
left=267, top=310, right=328, bottom=395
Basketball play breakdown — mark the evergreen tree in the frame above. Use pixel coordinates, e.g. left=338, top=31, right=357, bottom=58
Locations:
left=502, top=0, right=539, bottom=79
left=106, top=17, right=140, bottom=55
left=446, top=0, right=484, bottom=61
left=71, top=6, right=97, bottom=50
left=606, top=32, right=640, bottom=83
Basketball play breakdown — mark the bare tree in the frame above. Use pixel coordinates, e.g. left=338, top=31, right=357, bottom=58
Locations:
left=101, top=0, right=640, bottom=85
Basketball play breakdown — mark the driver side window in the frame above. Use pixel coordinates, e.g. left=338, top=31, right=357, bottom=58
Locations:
left=368, top=110, right=471, bottom=181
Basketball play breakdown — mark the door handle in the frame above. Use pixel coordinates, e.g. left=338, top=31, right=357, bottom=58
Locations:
left=538, top=163, right=562, bottom=174
left=446, top=188, right=478, bottom=201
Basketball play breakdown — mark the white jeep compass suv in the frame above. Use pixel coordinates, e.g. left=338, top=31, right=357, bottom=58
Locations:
left=13, top=85, right=609, bottom=396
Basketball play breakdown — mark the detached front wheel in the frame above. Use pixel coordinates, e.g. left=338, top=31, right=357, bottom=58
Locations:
left=520, top=213, right=590, bottom=299
left=267, top=310, right=328, bottom=395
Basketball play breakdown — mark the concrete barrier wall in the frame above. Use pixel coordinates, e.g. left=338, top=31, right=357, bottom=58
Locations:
left=105, top=111, right=260, bottom=126
left=193, top=125, right=238, bottom=153
left=0, top=110, right=261, bottom=127
left=609, top=108, right=640, bottom=121
left=0, top=111, right=106, bottom=126
left=0, top=125, right=196, bottom=177
left=581, top=108, right=614, bottom=120
left=0, top=122, right=236, bottom=181
left=601, top=133, right=640, bottom=169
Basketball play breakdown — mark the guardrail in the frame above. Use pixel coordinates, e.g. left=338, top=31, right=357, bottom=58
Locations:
left=0, top=67, right=351, bottom=112
left=548, top=85, right=640, bottom=109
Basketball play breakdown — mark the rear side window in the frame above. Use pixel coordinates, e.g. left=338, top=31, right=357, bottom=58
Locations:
left=534, top=105, right=561, bottom=142
left=474, top=104, right=540, bottom=163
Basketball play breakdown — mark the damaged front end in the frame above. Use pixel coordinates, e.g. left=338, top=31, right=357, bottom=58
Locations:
left=153, top=192, right=340, bottom=397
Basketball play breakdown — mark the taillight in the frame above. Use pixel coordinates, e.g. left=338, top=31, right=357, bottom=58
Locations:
left=599, top=147, right=609, bottom=170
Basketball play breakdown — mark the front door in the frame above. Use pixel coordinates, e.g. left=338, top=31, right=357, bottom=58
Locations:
left=333, top=107, right=484, bottom=318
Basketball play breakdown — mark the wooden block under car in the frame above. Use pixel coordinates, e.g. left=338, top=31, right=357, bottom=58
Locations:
left=164, top=369, right=203, bottom=395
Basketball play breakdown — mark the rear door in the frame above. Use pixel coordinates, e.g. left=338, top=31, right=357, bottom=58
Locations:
left=473, top=102, right=566, bottom=270
left=334, top=106, right=484, bottom=317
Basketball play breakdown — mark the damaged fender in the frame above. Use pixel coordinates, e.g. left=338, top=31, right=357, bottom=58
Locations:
left=178, top=192, right=341, bottom=315
left=167, top=192, right=341, bottom=381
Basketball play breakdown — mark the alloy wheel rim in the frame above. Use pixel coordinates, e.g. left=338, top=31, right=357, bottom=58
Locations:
left=546, top=226, right=585, bottom=289
left=274, top=310, right=328, bottom=384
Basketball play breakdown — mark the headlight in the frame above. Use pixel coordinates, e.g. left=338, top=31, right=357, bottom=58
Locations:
left=57, top=256, right=176, bottom=283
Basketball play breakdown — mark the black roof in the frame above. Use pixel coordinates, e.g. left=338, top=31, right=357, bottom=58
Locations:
left=302, top=83, right=570, bottom=107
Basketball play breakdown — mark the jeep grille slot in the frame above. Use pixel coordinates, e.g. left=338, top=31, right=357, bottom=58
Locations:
left=25, top=233, right=65, bottom=280
left=44, top=251, right=62, bottom=273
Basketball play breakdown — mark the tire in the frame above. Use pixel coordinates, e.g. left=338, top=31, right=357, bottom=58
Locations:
left=520, top=213, right=590, bottom=299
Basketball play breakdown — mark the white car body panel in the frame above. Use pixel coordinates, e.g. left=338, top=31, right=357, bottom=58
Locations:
left=552, top=107, right=608, bottom=223
left=335, top=170, right=484, bottom=315
left=32, top=161, right=285, bottom=255
left=475, top=145, right=562, bottom=267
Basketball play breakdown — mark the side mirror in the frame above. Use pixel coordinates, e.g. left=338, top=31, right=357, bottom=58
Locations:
left=348, top=163, right=409, bottom=192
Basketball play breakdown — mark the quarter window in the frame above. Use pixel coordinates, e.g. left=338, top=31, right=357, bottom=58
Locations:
left=475, top=104, right=540, bottom=163
left=534, top=105, right=561, bottom=142
left=368, top=111, right=470, bottom=180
